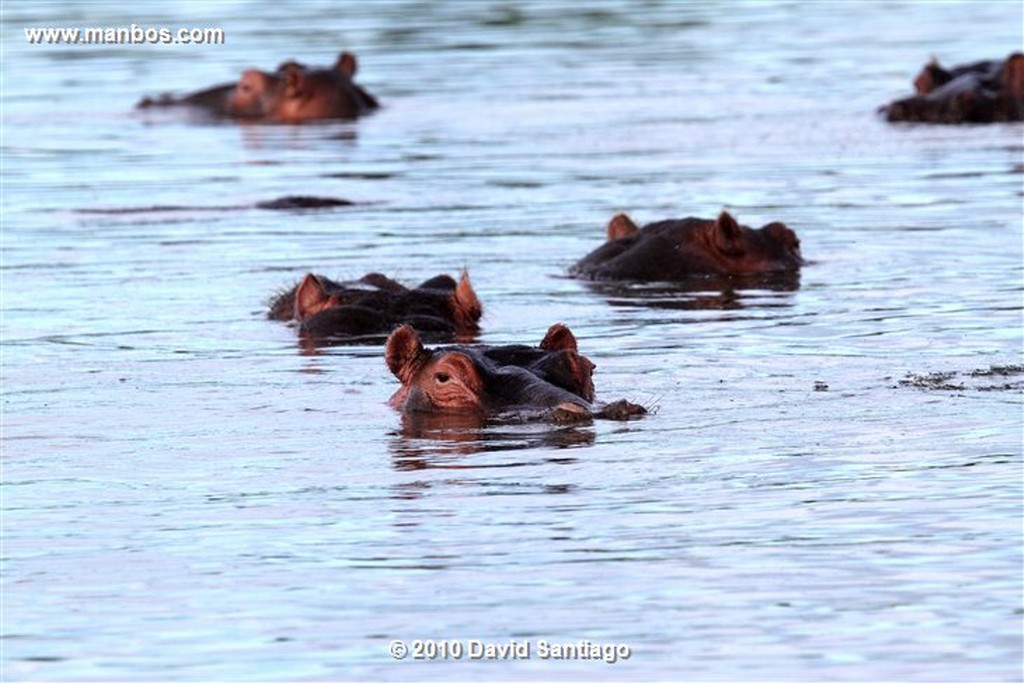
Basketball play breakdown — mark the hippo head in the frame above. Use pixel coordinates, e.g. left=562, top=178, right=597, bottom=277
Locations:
left=703, top=211, right=803, bottom=274
left=385, top=324, right=598, bottom=417
left=287, top=271, right=482, bottom=340
left=226, top=51, right=376, bottom=123
left=272, top=52, right=372, bottom=122
left=573, top=210, right=803, bottom=280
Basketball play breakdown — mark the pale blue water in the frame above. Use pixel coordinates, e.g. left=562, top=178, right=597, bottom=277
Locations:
left=2, top=1, right=1022, bottom=681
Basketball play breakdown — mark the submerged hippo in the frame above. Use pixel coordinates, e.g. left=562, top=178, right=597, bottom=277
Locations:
left=570, top=210, right=803, bottom=281
left=385, top=324, right=647, bottom=422
left=268, top=272, right=482, bottom=342
left=137, top=51, right=378, bottom=123
left=881, top=52, right=1024, bottom=123
left=77, top=195, right=357, bottom=215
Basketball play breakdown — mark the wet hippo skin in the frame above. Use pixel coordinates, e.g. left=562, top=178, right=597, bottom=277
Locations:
left=570, top=210, right=803, bottom=281
left=268, top=272, right=482, bottom=342
left=385, top=324, right=646, bottom=422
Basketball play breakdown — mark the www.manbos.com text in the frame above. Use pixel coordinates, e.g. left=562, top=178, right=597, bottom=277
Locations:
left=24, top=25, right=225, bottom=45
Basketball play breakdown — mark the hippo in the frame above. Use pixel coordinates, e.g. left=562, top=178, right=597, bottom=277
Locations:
left=385, top=324, right=647, bottom=422
left=268, top=271, right=482, bottom=342
left=77, top=195, right=356, bottom=215
left=881, top=52, right=1024, bottom=123
left=569, top=210, right=803, bottom=281
left=137, top=51, right=378, bottom=123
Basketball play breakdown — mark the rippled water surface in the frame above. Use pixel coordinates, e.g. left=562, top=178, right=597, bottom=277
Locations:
left=3, top=1, right=1023, bottom=681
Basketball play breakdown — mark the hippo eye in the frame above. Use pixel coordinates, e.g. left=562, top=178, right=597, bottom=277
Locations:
left=435, top=372, right=451, bottom=384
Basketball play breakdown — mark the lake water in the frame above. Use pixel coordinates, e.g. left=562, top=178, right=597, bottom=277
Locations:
left=3, top=1, right=1022, bottom=681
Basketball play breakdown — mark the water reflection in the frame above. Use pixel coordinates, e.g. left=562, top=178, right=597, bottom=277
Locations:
left=295, top=327, right=480, bottom=355
left=235, top=122, right=362, bottom=146
left=389, top=411, right=595, bottom=463
left=297, top=333, right=389, bottom=355
left=389, top=478, right=577, bottom=503
left=578, top=271, right=801, bottom=311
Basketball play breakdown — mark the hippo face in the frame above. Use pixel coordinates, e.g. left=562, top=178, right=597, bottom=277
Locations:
left=270, top=53, right=378, bottom=122
left=268, top=272, right=482, bottom=342
left=570, top=210, right=803, bottom=281
left=225, top=69, right=277, bottom=119
left=385, top=324, right=605, bottom=418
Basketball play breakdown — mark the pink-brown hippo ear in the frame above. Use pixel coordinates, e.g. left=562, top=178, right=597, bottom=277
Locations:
left=282, top=63, right=305, bottom=96
left=451, top=271, right=483, bottom=332
left=540, top=323, right=579, bottom=353
left=607, top=213, right=640, bottom=241
left=336, top=51, right=358, bottom=78
left=914, top=56, right=941, bottom=94
left=385, top=325, right=428, bottom=383
left=294, top=273, right=335, bottom=321
left=1003, top=52, right=1024, bottom=98
left=714, top=210, right=744, bottom=247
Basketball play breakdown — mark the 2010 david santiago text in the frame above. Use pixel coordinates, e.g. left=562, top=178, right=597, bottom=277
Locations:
left=390, top=638, right=632, bottom=663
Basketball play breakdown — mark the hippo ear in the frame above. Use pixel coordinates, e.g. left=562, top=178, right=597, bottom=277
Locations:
left=336, top=51, right=358, bottom=78
left=607, top=213, right=640, bottom=241
left=451, top=271, right=483, bottom=330
left=540, top=323, right=578, bottom=353
left=294, top=273, right=331, bottom=321
left=283, top=63, right=305, bottom=96
left=715, top=211, right=743, bottom=242
left=1003, top=53, right=1024, bottom=98
left=914, top=56, right=948, bottom=95
left=385, top=325, right=426, bottom=382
